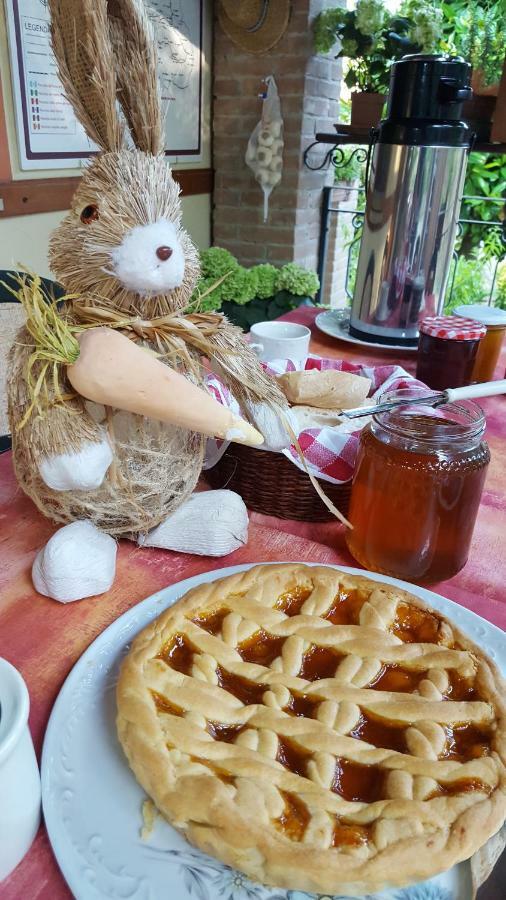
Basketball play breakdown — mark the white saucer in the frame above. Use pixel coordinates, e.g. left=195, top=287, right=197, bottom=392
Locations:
left=316, top=310, right=418, bottom=353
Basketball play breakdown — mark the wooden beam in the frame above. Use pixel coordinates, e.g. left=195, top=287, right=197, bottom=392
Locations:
left=491, top=60, right=506, bottom=143
left=0, top=167, right=213, bottom=218
left=0, top=73, right=12, bottom=183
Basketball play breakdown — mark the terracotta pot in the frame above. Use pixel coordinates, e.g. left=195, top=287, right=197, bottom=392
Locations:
left=462, top=95, right=497, bottom=142
left=471, top=70, right=500, bottom=98
left=350, top=92, right=386, bottom=129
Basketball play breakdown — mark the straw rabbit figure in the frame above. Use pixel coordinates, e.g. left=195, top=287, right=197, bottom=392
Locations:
left=7, top=0, right=287, bottom=603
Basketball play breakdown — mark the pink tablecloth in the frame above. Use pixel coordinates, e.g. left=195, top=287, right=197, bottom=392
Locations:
left=0, top=306, right=504, bottom=899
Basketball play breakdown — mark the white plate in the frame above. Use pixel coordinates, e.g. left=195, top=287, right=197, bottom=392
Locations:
left=316, top=310, right=418, bottom=353
left=41, top=564, right=506, bottom=900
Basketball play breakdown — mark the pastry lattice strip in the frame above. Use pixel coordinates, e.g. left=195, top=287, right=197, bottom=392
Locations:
left=146, top=567, right=497, bottom=831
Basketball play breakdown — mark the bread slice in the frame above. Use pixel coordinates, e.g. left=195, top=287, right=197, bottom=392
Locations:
left=277, top=369, right=371, bottom=409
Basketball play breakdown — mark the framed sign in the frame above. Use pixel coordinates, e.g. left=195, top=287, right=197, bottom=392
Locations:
left=5, top=0, right=203, bottom=170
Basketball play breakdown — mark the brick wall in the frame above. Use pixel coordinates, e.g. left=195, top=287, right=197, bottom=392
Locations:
left=212, top=1, right=343, bottom=272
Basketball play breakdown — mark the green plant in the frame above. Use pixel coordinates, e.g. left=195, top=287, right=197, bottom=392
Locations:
left=189, top=249, right=320, bottom=327
left=314, top=0, right=442, bottom=93
left=441, top=2, right=504, bottom=87
left=334, top=146, right=366, bottom=184
left=253, top=263, right=278, bottom=299
left=276, top=263, right=319, bottom=298
left=495, top=261, right=506, bottom=309
left=460, top=153, right=506, bottom=260
left=443, top=251, right=491, bottom=313
left=199, top=246, right=238, bottom=280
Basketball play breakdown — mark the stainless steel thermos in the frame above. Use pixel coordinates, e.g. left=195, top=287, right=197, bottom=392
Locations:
left=350, top=54, right=473, bottom=346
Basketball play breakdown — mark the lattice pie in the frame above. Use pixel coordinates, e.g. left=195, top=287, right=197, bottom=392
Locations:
left=117, top=564, right=506, bottom=894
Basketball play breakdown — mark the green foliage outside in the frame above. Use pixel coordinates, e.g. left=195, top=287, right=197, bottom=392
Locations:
left=188, top=248, right=320, bottom=330
left=494, top=262, right=506, bottom=309
left=314, top=0, right=504, bottom=92
left=318, top=3, right=506, bottom=310
left=314, top=0, right=442, bottom=93
left=440, top=1, right=505, bottom=86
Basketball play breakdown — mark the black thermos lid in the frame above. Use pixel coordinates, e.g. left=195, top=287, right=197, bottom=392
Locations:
left=379, top=54, right=473, bottom=147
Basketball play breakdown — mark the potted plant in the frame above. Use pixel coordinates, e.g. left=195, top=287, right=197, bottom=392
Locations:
left=189, top=248, right=320, bottom=331
left=440, top=2, right=505, bottom=140
left=441, top=2, right=505, bottom=138
left=314, top=0, right=443, bottom=129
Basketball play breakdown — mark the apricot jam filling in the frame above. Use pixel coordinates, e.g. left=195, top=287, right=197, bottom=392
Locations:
left=276, top=736, right=313, bottom=777
left=237, top=630, right=286, bottom=666
left=284, top=692, right=322, bottom=718
left=332, top=818, right=372, bottom=847
left=427, top=778, right=492, bottom=800
left=298, top=644, right=343, bottom=681
left=190, top=756, right=235, bottom=784
left=332, top=758, right=386, bottom=803
left=274, top=791, right=310, bottom=841
left=215, top=665, right=266, bottom=705
left=190, top=607, right=230, bottom=635
left=275, top=586, right=312, bottom=616
left=368, top=664, right=426, bottom=693
left=391, top=602, right=443, bottom=644
left=444, top=669, right=480, bottom=701
left=158, top=633, right=196, bottom=675
left=350, top=711, right=406, bottom=753
left=151, top=691, right=183, bottom=716
left=440, top=722, right=493, bottom=761
left=323, top=588, right=367, bottom=625
left=206, top=721, right=246, bottom=742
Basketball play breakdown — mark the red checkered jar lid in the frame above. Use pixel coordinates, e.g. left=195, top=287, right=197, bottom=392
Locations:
left=419, top=315, right=486, bottom=341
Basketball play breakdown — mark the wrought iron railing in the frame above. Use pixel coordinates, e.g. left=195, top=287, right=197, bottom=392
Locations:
left=317, top=184, right=506, bottom=308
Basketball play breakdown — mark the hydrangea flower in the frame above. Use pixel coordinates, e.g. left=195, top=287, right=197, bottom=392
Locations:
left=276, top=263, right=320, bottom=298
left=401, top=0, right=443, bottom=52
left=200, top=246, right=238, bottom=280
left=355, top=0, right=387, bottom=37
left=251, top=263, right=278, bottom=299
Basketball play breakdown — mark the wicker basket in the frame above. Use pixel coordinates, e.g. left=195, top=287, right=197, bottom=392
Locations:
left=206, top=444, right=351, bottom=522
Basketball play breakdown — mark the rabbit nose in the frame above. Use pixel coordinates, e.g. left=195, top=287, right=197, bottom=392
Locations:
left=156, top=246, right=173, bottom=261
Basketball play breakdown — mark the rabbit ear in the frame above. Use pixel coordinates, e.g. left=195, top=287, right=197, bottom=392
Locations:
left=48, top=0, right=122, bottom=151
left=107, top=0, right=165, bottom=155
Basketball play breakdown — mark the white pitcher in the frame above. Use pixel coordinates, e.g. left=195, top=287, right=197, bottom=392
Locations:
left=0, top=658, right=41, bottom=881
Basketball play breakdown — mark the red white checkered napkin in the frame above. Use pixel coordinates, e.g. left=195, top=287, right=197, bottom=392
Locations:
left=205, top=356, right=424, bottom=485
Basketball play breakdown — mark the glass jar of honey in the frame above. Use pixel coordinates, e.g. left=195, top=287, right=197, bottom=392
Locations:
left=416, top=316, right=486, bottom=391
left=346, top=389, right=490, bottom=583
left=453, top=304, right=506, bottom=383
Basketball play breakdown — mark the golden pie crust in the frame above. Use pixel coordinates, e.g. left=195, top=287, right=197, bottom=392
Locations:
left=116, top=564, right=506, bottom=895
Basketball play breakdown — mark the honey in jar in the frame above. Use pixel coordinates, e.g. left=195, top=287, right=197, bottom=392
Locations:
left=453, top=304, right=506, bottom=383
left=346, top=390, right=490, bottom=583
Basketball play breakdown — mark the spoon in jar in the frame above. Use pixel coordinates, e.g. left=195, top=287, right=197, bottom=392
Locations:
left=342, top=379, right=506, bottom=419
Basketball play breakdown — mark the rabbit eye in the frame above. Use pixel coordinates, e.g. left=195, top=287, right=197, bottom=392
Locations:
left=80, top=204, right=99, bottom=224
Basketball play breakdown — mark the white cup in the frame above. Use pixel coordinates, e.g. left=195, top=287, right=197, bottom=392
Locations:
left=249, top=321, right=311, bottom=364
left=0, top=658, right=41, bottom=882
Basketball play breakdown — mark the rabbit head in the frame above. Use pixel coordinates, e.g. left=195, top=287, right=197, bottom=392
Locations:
left=47, top=0, right=199, bottom=317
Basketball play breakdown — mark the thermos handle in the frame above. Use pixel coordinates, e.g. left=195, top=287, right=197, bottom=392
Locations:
left=445, top=380, right=506, bottom=403
left=364, top=127, right=379, bottom=195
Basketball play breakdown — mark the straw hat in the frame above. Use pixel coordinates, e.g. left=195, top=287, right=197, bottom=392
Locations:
left=219, top=0, right=291, bottom=54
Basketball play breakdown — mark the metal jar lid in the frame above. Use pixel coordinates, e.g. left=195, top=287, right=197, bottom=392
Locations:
left=419, top=315, right=486, bottom=341
left=453, top=304, right=506, bottom=327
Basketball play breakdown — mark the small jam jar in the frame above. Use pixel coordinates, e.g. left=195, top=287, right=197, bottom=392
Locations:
left=453, top=304, right=506, bottom=383
left=345, top=388, right=490, bottom=583
left=416, top=315, right=486, bottom=391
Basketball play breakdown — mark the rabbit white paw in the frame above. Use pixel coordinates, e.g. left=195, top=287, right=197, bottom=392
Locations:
left=244, top=401, right=295, bottom=451
left=138, top=490, right=249, bottom=556
left=32, top=520, right=117, bottom=603
left=39, top=436, right=113, bottom=491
